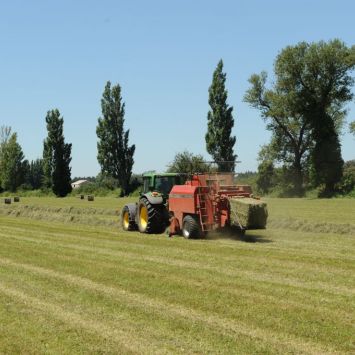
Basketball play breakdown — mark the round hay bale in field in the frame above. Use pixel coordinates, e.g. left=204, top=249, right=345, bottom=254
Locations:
left=87, top=195, right=95, bottom=201
left=14, top=196, right=20, bottom=202
left=4, top=198, right=11, bottom=204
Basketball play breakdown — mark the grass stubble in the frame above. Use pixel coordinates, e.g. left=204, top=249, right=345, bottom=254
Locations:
left=0, top=197, right=354, bottom=354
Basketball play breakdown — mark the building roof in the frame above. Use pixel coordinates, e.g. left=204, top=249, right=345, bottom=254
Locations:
left=72, top=179, right=88, bottom=185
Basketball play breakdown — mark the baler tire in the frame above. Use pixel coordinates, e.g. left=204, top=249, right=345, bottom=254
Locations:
left=182, top=215, right=201, bottom=239
left=121, top=205, right=137, bottom=231
left=138, top=197, right=166, bottom=234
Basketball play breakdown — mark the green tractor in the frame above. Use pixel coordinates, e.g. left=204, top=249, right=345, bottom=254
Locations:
left=121, top=172, right=183, bottom=234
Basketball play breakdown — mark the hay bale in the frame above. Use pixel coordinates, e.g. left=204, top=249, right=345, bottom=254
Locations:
left=14, top=196, right=20, bottom=202
left=4, top=198, right=11, bottom=205
left=229, top=197, right=268, bottom=229
left=87, top=195, right=94, bottom=201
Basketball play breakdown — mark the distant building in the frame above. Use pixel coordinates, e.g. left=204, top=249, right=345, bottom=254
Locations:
left=71, top=179, right=89, bottom=189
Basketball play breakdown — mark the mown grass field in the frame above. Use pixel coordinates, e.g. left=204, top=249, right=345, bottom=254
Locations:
left=0, top=196, right=354, bottom=354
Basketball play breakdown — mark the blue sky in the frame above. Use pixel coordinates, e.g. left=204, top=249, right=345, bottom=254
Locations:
left=0, top=0, right=354, bottom=177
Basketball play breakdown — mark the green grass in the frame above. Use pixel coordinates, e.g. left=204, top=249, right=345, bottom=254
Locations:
left=266, top=198, right=355, bottom=235
left=0, top=197, right=354, bottom=353
left=5, top=196, right=125, bottom=209
left=267, top=198, right=355, bottom=224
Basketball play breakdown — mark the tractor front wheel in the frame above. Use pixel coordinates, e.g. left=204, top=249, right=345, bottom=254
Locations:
left=182, top=215, right=201, bottom=239
left=138, top=197, right=166, bottom=234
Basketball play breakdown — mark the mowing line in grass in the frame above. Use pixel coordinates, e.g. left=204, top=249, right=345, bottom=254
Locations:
left=0, top=258, right=339, bottom=355
left=0, top=282, right=156, bottom=354
left=1, top=230, right=354, bottom=301
left=1, top=196, right=355, bottom=354
left=1, top=238, right=353, bottom=325
left=1, top=225, right=354, bottom=351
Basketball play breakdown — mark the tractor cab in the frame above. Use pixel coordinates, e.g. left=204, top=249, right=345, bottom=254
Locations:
left=141, top=172, right=184, bottom=199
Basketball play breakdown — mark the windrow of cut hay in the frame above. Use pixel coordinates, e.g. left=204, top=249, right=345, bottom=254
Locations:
left=0, top=204, right=120, bottom=228
left=267, top=217, right=355, bottom=235
left=229, top=197, right=268, bottom=229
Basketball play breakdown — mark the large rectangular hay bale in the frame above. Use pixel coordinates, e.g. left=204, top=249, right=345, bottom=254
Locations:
left=230, top=197, right=268, bottom=229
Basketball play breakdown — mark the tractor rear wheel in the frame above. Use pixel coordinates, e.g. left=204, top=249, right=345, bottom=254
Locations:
left=138, top=197, right=166, bottom=234
left=182, top=215, right=201, bottom=239
left=121, top=205, right=137, bottom=231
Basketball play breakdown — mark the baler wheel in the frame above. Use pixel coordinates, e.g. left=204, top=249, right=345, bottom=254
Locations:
left=121, top=205, right=137, bottom=231
left=182, top=215, right=201, bottom=239
left=138, top=197, right=166, bottom=234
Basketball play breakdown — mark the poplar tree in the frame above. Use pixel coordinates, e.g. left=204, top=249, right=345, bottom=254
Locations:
left=43, top=109, right=72, bottom=197
left=96, top=81, right=135, bottom=196
left=205, top=60, right=236, bottom=172
left=0, top=132, right=26, bottom=191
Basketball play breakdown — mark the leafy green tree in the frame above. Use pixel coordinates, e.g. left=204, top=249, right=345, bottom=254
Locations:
left=167, top=151, right=210, bottom=174
left=245, top=40, right=355, bottom=196
left=256, top=160, right=275, bottom=195
left=286, top=40, right=354, bottom=196
left=96, top=81, right=135, bottom=196
left=26, top=159, right=44, bottom=189
left=43, top=109, right=72, bottom=197
left=0, top=132, right=26, bottom=191
left=338, top=160, right=355, bottom=194
left=245, top=71, right=312, bottom=196
left=205, top=60, right=236, bottom=172
left=95, top=172, right=119, bottom=190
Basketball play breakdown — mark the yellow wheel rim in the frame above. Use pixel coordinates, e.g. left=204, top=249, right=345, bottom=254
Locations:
left=123, top=211, right=129, bottom=229
left=140, top=205, right=148, bottom=230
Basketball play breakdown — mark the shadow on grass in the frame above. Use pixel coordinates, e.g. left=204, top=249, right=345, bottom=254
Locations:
left=205, top=227, right=273, bottom=243
left=241, top=234, right=273, bottom=243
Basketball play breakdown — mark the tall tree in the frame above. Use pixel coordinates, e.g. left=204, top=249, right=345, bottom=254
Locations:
left=205, top=60, right=236, bottom=172
left=245, top=40, right=355, bottom=196
left=43, top=109, right=72, bottom=197
left=96, top=81, right=135, bottom=196
left=278, top=40, right=354, bottom=196
left=0, top=132, right=26, bottom=191
left=244, top=71, right=313, bottom=196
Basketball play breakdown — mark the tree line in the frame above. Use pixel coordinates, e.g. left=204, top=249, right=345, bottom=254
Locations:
left=0, top=58, right=235, bottom=197
left=0, top=39, right=354, bottom=197
left=0, top=110, right=73, bottom=196
left=169, top=40, right=355, bottom=197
